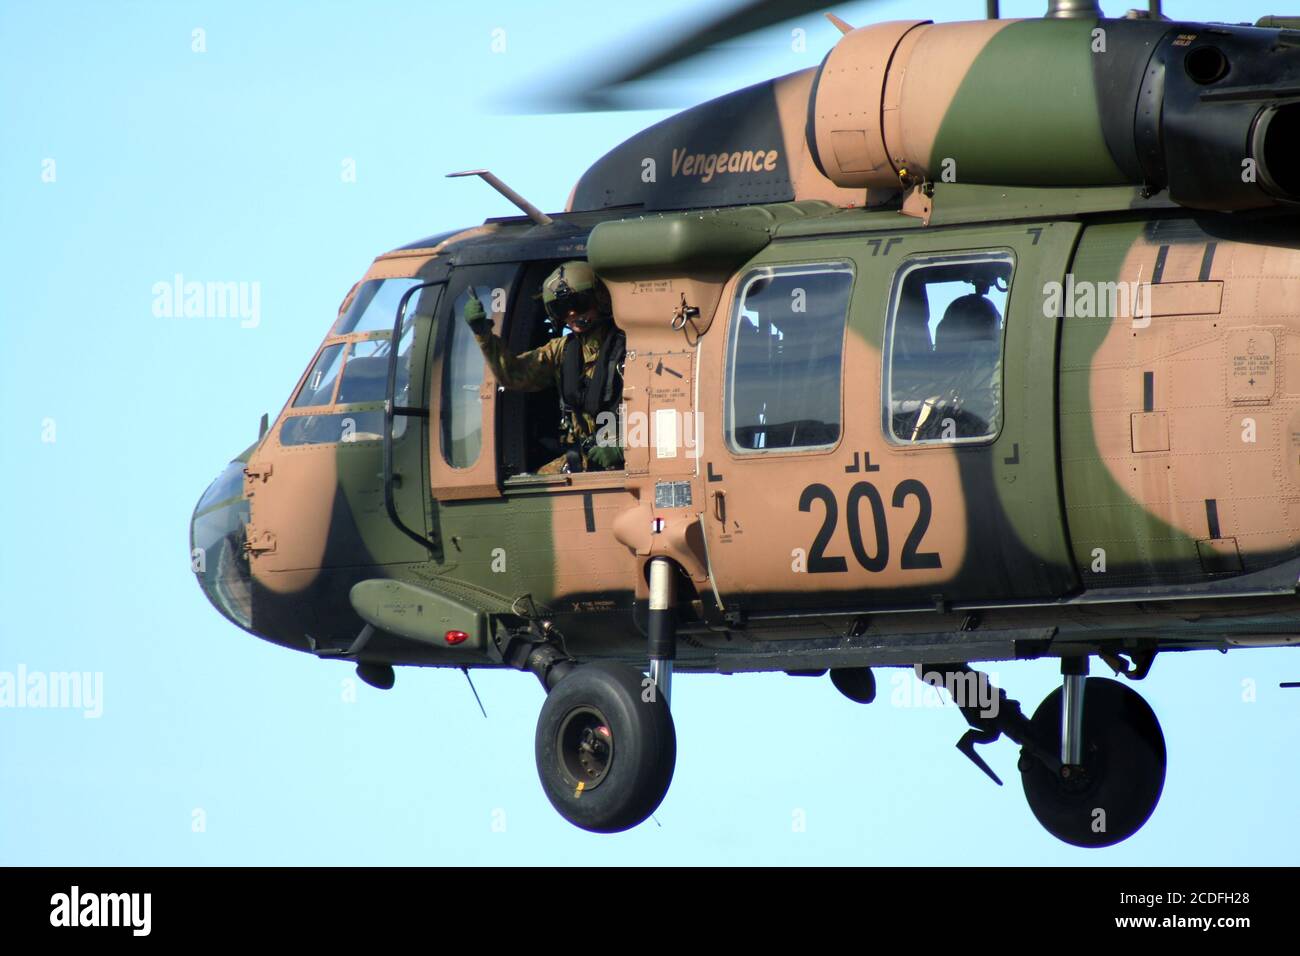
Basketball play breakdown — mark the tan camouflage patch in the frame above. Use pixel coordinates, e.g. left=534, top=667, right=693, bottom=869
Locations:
left=1084, top=230, right=1300, bottom=561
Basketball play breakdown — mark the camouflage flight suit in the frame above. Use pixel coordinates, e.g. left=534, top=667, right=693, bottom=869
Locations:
left=472, top=320, right=623, bottom=474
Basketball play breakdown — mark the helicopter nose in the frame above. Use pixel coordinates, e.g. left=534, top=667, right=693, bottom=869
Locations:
left=191, top=460, right=255, bottom=632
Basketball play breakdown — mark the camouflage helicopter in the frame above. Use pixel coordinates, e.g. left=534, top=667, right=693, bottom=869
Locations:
left=192, top=0, right=1300, bottom=846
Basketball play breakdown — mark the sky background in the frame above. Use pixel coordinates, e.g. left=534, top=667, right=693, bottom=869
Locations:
left=3, top=0, right=1298, bottom=865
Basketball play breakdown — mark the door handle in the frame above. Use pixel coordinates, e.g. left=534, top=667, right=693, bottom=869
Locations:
left=712, top=489, right=726, bottom=523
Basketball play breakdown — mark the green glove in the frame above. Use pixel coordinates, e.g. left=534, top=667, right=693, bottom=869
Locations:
left=585, top=442, right=623, bottom=470
left=462, top=290, right=489, bottom=335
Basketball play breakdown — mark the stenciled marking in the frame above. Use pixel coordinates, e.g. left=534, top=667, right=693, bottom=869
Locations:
left=844, top=451, right=882, bottom=474
left=797, top=479, right=941, bottom=574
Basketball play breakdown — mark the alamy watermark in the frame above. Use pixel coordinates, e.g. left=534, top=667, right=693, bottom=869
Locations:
left=50, top=886, right=150, bottom=936
left=152, top=273, right=260, bottom=328
left=593, top=407, right=704, bottom=459
left=0, top=664, right=103, bottom=718
left=1043, top=275, right=1152, bottom=328
left=890, top=665, right=1000, bottom=718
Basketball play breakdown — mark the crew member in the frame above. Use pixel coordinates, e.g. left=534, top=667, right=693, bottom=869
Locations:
left=462, top=261, right=625, bottom=473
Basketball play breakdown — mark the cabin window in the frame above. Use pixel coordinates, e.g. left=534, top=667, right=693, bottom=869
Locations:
left=725, top=262, right=853, bottom=453
left=882, top=253, right=1013, bottom=445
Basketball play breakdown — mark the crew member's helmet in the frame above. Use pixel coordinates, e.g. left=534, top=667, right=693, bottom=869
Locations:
left=542, top=261, right=611, bottom=331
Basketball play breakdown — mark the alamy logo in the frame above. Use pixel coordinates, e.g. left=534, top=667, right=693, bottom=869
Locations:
left=50, top=886, right=151, bottom=936
left=891, top=665, right=1000, bottom=718
left=152, top=273, right=261, bottom=328
left=0, top=664, right=102, bottom=718
left=1042, top=275, right=1151, bottom=327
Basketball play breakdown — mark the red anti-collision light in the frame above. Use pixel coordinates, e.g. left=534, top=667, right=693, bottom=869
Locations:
left=445, top=630, right=469, bottom=646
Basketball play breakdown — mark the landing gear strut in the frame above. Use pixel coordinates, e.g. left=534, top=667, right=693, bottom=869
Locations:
left=647, top=557, right=675, bottom=706
left=1020, top=674, right=1166, bottom=848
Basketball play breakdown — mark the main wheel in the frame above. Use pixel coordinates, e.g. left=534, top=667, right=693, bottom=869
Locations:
left=535, top=662, right=676, bottom=833
left=1020, top=676, right=1166, bottom=848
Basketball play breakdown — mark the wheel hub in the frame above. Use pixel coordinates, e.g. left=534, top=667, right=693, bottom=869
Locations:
left=557, top=706, right=614, bottom=790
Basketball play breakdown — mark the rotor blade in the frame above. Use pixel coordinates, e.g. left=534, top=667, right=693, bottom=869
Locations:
left=596, top=0, right=837, bottom=89
left=512, top=0, right=857, bottom=113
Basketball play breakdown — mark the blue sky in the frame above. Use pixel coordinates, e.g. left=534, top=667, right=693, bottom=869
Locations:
left=2, top=0, right=1298, bottom=865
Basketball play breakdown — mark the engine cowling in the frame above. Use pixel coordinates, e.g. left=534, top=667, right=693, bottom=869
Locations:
left=807, top=16, right=1300, bottom=211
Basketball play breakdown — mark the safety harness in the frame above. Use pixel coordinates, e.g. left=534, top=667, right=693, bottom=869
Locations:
left=558, top=325, right=626, bottom=470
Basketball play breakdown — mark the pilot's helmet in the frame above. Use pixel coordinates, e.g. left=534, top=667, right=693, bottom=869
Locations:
left=542, top=261, right=611, bottom=330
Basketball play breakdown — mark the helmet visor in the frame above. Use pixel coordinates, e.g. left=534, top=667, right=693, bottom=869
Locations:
left=545, top=289, right=595, bottom=321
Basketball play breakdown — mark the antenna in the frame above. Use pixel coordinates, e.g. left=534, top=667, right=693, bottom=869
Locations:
left=462, top=666, right=488, bottom=719
left=825, top=12, right=854, bottom=33
left=446, top=169, right=553, bottom=226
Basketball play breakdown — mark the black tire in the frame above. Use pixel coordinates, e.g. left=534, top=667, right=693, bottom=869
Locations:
left=1020, top=677, right=1166, bottom=848
left=535, top=662, right=676, bottom=833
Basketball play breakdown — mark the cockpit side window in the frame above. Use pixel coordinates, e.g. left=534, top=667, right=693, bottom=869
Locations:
left=293, top=344, right=345, bottom=408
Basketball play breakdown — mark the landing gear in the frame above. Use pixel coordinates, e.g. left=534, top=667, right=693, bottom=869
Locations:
left=1019, top=676, right=1166, bottom=848
left=534, top=662, right=676, bottom=833
left=530, top=557, right=680, bottom=833
left=929, top=658, right=1167, bottom=847
left=337, top=583, right=677, bottom=834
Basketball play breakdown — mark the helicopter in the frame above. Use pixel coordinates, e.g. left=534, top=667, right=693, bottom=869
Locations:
left=191, top=0, right=1300, bottom=846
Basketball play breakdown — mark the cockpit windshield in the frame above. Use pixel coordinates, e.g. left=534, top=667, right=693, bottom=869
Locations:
left=281, top=277, right=437, bottom=447
left=333, top=278, right=421, bottom=335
